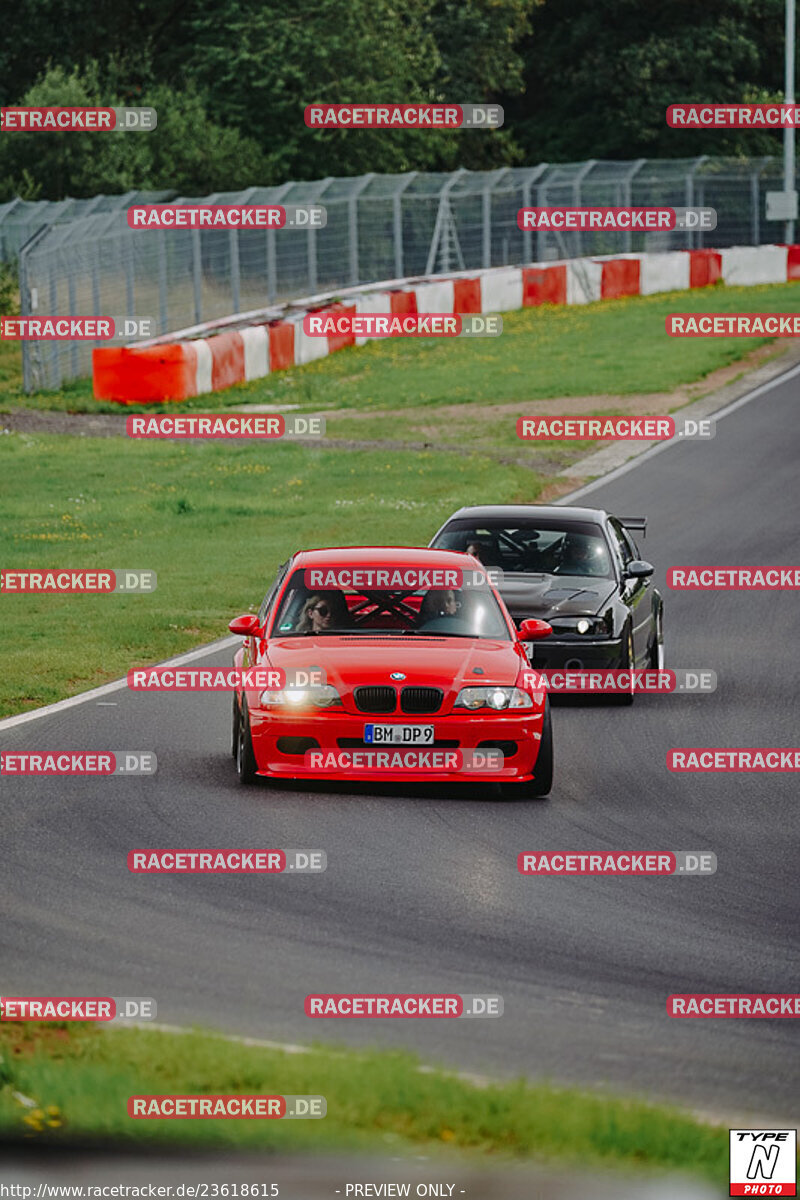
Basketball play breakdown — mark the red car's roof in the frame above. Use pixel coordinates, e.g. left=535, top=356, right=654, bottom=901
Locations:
left=291, top=546, right=478, bottom=569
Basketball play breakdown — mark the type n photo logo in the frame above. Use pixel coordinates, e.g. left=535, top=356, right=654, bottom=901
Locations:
left=729, top=1129, right=797, bottom=1196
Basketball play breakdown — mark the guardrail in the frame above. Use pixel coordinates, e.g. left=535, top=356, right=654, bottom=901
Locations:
left=93, top=243, right=800, bottom=404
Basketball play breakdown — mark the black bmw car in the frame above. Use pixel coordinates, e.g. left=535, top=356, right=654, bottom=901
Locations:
left=429, top=505, right=664, bottom=700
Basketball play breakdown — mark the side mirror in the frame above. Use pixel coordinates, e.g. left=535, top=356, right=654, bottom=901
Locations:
left=518, top=618, right=553, bottom=641
left=228, top=613, right=260, bottom=637
left=625, top=560, right=654, bottom=579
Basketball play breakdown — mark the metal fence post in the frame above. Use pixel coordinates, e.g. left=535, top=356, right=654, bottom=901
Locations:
left=483, top=180, right=492, bottom=269
left=572, top=160, right=596, bottom=259
left=349, top=194, right=359, bottom=283
left=306, top=177, right=333, bottom=294
left=348, top=174, right=374, bottom=285
left=91, top=246, right=101, bottom=317
left=522, top=179, right=532, bottom=264
left=158, top=230, right=168, bottom=333
left=192, top=229, right=202, bottom=323
left=49, top=258, right=61, bottom=391
left=266, top=228, right=277, bottom=303
left=392, top=172, right=418, bottom=279
left=125, top=233, right=135, bottom=318
left=622, top=159, right=646, bottom=253
left=536, top=181, right=548, bottom=263
left=685, top=156, right=708, bottom=250
left=266, top=182, right=294, bottom=304
left=68, top=266, right=78, bottom=378
left=485, top=169, right=513, bottom=269
left=230, top=229, right=241, bottom=314
left=393, top=194, right=403, bottom=277
left=519, top=165, right=549, bottom=264
left=18, top=225, right=48, bottom=393
left=19, top=238, right=31, bottom=393
left=697, top=181, right=705, bottom=249
left=90, top=231, right=105, bottom=363
left=751, top=159, right=771, bottom=245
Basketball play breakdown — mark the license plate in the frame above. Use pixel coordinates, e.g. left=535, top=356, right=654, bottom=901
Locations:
left=363, top=723, right=435, bottom=746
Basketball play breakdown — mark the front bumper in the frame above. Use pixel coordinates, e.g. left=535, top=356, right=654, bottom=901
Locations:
left=526, top=636, right=624, bottom=671
left=248, top=707, right=545, bottom=782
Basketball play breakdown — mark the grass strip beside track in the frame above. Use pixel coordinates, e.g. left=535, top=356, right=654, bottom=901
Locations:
left=0, top=1021, right=728, bottom=1182
left=1, top=281, right=800, bottom=414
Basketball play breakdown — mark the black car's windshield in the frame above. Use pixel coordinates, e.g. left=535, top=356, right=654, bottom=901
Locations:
left=271, top=570, right=511, bottom=639
left=432, top=520, right=614, bottom=580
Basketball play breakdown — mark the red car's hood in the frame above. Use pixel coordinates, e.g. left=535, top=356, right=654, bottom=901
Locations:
left=266, top=636, right=523, bottom=690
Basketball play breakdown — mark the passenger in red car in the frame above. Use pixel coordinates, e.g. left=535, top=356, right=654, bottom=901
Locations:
left=419, top=588, right=460, bottom=622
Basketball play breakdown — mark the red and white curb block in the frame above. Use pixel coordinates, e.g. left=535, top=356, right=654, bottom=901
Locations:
left=93, top=244, right=800, bottom=404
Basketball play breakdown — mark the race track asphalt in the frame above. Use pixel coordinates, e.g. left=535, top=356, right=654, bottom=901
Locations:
left=2, top=366, right=799, bottom=1122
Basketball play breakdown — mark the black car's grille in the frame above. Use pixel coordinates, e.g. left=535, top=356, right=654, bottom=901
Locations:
left=353, top=686, right=396, bottom=713
left=400, top=686, right=443, bottom=714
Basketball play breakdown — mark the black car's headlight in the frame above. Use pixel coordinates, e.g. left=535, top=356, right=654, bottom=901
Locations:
left=547, top=616, right=609, bottom=637
left=454, top=686, right=533, bottom=711
left=259, top=685, right=342, bottom=709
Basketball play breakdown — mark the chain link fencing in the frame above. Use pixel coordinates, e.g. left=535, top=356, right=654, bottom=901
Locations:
left=0, top=191, right=175, bottom=263
left=7, top=156, right=792, bottom=391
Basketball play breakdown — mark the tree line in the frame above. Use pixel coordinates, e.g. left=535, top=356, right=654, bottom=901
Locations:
left=0, top=0, right=788, bottom=200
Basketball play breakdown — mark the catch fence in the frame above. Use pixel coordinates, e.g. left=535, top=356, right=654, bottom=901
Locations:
left=8, top=157, right=789, bottom=391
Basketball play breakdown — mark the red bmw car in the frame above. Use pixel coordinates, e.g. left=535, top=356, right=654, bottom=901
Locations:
left=228, top=547, right=554, bottom=797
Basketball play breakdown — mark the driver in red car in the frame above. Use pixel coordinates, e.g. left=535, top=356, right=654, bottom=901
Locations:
left=297, top=591, right=351, bottom=633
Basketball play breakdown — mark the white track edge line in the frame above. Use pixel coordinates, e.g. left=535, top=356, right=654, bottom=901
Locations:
left=557, top=359, right=800, bottom=504
left=0, top=635, right=238, bottom=732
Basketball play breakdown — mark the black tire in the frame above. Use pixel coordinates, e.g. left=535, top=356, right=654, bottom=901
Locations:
left=235, top=701, right=258, bottom=785
left=648, top=606, right=664, bottom=670
left=231, top=694, right=240, bottom=759
left=609, top=623, right=635, bottom=706
left=501, top=700, right=553, bottom=799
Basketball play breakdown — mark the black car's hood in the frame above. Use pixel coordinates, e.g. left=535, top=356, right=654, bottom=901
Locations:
left=498, top=572, right=616, bottom=620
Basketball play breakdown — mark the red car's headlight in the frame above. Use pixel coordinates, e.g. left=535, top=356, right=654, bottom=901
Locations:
left=454, top=686, right=533, bottom=711
left=259, top=685, right=343, bottom=709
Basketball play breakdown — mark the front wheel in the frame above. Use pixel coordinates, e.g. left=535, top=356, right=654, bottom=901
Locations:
left=235, top=702, right=258, bottom=785
left=609, top=624, right=635, bottom=706
left=501, top=701, right=553, bottom=799
left=231, top=694, right=240, bottom=758
left=648, top=607, right=664, bottom=670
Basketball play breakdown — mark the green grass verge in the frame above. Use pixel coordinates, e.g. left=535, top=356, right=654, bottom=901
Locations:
left=0, top=1022, right=727, bottom=1183
left=0, top=434, right=540, bottom=717
left=2, top=280, right=799, bottom=415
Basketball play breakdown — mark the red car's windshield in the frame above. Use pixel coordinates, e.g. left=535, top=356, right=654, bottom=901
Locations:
left=272, top=570, right=511, bottom=640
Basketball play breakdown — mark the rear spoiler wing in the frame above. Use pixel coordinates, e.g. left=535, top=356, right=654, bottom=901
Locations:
left=619, top=516, right=647, bottom=538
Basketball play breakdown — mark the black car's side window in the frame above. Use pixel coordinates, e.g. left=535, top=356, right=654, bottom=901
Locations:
left=621, top=527, right=639, bottom=560
left=607, top=520, right=632, bottom=573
